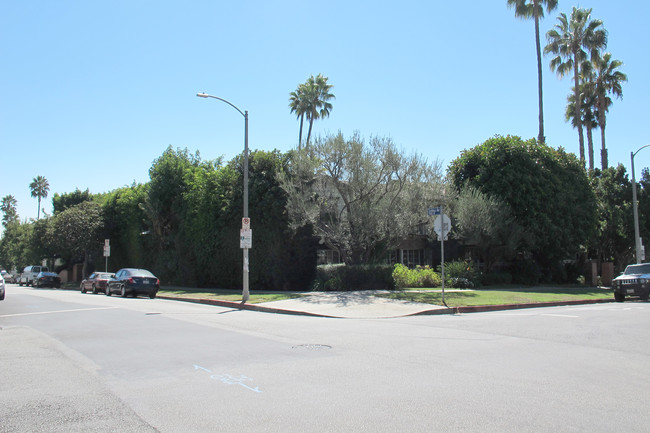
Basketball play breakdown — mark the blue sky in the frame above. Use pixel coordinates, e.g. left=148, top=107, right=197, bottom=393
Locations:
left=1, top=1, right=648, bottom=225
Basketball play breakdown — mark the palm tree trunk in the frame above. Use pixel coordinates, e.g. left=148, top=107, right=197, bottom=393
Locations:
left=298, top=114, right=304, bottom=151
left=573, top=60, right=585, bottom=164
left=37, top=197, right=41, bottom=220
left=586, top=124, right=594, bottom=171
left=599, top=110, right=608, bottom=170
left=306, top=117, right=314, bottom=148
left=534, top=15, right=545, bottom=144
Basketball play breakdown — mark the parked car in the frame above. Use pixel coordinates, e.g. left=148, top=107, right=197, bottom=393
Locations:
left=18, top=265, right=49, bottom=286
left=0, top=274, right=5, bottom=300
left=33, top=271, right=61, bottom=288
left=612, top=263, right=650, bottom=302
left=80, top=272, right=115, bottom=294
left=3, top=272, right=16, bottom=283
left=106, top=268, right=159, bottom=299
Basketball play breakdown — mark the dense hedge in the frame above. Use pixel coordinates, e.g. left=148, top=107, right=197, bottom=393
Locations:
left=312, top=264, right=396, bottom=291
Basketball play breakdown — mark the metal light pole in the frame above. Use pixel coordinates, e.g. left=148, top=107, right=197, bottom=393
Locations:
left=631, top=144, right=650, bottom=264
left=197, top=92, right=250, bottom=303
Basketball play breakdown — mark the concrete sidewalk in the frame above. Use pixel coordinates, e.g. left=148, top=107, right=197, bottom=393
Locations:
left=159, top=290, right=615, bottom=319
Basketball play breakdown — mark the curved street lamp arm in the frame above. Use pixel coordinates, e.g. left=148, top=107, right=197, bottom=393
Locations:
left=196, top=93, right=246, bottom=118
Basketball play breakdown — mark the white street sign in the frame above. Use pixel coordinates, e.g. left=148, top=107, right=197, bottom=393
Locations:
left=240, top=229, right=252, bottom=249
left=433, top=214, right=451, bottom=237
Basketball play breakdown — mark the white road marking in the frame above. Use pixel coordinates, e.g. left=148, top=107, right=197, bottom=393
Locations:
left=0, top=306, right=119, bottom=318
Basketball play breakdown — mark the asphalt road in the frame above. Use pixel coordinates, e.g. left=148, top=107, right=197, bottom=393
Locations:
left=1, top=285, right=649, bottom=433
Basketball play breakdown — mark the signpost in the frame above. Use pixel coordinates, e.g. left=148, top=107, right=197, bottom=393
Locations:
left=431, top=207, right=451, bottom=306
left=103, top=239, right=110, bottom=272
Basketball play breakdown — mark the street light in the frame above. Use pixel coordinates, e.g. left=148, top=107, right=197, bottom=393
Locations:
left=631, top=144, right=650, bottom=264
left=197, top=92, right=250, bottom=303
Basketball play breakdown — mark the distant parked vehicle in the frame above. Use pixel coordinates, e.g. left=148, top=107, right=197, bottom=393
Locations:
left=106, top=268, right=159, bottom=299
left=33, top=271, right=61, bottom=289
left=80, top=272, right=115, bottom=294
left=18, top=265, right=49, bottom=286
left=0, top=274, right=5, bottom=300
left=612, top=263, right=650, bottom=302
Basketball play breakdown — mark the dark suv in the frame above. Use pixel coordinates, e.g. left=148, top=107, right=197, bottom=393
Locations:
left=612, top=264, right=650, bottom=302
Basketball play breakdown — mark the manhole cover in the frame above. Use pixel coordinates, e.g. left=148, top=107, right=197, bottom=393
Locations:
left=291, top=344, right=332, bottom=350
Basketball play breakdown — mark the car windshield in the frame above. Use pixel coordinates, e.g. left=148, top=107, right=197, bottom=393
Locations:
left=97, top=273, right=113, bottom=279
left=623, top=264, right=650, bottom=275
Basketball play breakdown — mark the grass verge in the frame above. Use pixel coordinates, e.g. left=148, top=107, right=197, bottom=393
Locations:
left=378, top=285, right=614, bottom=307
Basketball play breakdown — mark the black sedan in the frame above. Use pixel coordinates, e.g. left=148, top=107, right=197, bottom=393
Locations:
left=34, top=271, right=61, bottom=288
left=106, top=268, right=159, bottom=299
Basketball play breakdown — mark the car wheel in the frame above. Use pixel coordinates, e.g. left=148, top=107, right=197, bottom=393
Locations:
left=149, top=292, right=156, bottom=299
left=81, top=283, right=87, bottom=293
left=641, top=292, right=649, bottom=302
left=120, top=285, right=127, bottom=298
left=91, top=284, right=97, bottom=294
left=105, top=285, right=112, bottom=296
left=614, top=292, right=625, bottom=302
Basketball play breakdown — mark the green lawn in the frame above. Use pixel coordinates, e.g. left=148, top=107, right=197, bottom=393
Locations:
left=378, top=286, right=614, bottom=307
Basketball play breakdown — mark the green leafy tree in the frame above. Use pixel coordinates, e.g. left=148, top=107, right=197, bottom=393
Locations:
left=452, top=186, right=524, bottom=272
left=52, top=188, right=92, bottom=214
left=587, top=166, right=634, bottom=271
left=102, top=184, right=150, bottom=271
left=545, top=7, right=607, bottom=165
left=1, top=195, right=19, bottom=227
left=51, top=201, right=104, bottom=278
left=0, top=221, right=35, bottom=272
left=592, top=52, right=626, bottom=170
left=448, top=135, right=597, bottom=279
left=29, top=175, right=50, bottom=220
left=280, top=132, right=444, bottom=265
left=507, top=0, right=558, bottom=144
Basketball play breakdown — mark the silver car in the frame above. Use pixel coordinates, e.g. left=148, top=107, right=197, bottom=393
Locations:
left=0, top=274, right=5, bottom=301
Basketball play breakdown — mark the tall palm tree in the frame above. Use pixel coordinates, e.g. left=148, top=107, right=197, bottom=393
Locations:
left=565, top=82, right=598, bottom=170
left=29, top=175, right=50, bottom=220
left=592, top=52, right=626, bottom=170
left=507, top=0, right=558, bottom=145
left=303, top=74, right=335, bottom=147
left=545, top=7, right=607, bottom=165
left=289, top=83, right=309, bottom=150
left=1, top=194, right=18, bottom=226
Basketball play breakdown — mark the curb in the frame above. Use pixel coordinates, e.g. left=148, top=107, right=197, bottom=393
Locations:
left=157, top=295, right=615, bottom=318
left=157, top=296, right=338, bottom=318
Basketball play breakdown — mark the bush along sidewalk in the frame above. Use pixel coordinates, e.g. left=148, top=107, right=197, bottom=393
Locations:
left=392, top=261, right=480, bottom=289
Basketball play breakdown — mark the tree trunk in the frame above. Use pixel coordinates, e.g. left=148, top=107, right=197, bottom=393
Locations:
left=306, top=117, right=314, bottom=148
left=534, top=15, right=545, bottom=144
left=573, top=59, right=585, bottom=164
left=298, top=114, right=304, bottom=151
left=599, top=109, right=608, bottom=170
left=586, top=125, right=594, bottom=171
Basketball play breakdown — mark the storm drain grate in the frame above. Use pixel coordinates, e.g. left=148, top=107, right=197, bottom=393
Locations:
left=291, top=344, right=332, bottom=350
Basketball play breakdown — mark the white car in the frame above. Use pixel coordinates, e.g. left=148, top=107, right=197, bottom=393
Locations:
left=0, top=274, right=5, bottom=301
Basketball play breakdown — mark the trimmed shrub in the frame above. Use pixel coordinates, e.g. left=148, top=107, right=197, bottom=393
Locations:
left=439, top=260, right=480, bottom=288
left=312, top=264, right=395, bottom=291
left=392, top=264, right=442, bottom=289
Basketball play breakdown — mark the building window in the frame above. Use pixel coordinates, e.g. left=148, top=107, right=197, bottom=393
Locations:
left=317, top=249, right=341, bottom=265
